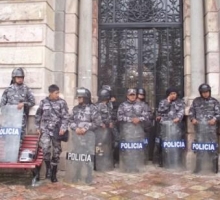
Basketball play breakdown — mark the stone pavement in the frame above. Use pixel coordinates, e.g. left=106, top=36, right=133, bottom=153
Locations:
left=0, top=164, right=220, bottom=200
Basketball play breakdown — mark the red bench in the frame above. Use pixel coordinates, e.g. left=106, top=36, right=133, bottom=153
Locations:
left=0, top=134, right=43, bottom=186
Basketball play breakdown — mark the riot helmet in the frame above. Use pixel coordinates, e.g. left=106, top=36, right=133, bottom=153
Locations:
left=137, top=88, right=146, bottom=95
left=102, top=85, right=112, bottom=97
left=85, top=88, right=91, bottom=99
left=98, top=89, right=111, bottom=102
left=11, top=68, right=25, bottom=85
left=198, top=83, right=211, bottom=93
left=102, top=85, right=112, bottom=92
left=198, top=83, right=211, bottom=98
left=76, top=87, right=91, bottom=104
left=137, top=88, right=146, bottom=101
left=19, top=149, right=35, bottom=162
left=12, top=68, right=25, bottom=78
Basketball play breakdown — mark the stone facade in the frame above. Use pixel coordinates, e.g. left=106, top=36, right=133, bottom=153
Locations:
left=183, top=0, right=220, bottom=170
left=0, top=0, right=79, bottom=132
left=0, top=0, right=220, bottom=170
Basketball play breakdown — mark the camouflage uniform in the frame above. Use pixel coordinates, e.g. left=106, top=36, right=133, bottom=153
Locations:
left=35, top=97, right=69, bottom=166
left=95, top=102, right=114, bottom=171
left=156, top=98, right=185, bottom=168
left=189, top=97, right=220, bottom=122
left=189, top=96, right=220, bottom=172
left=189, top=96, right=220, bottom=139
left=96, top=102, right=112, bottom=127
left=111, top=100, right=120, bottom=134
left=69, top=104, right=102, bottom=131
left=0, top=84, right=35, bottom=136
left=117, top=100, right=150, bottom=172
left=157, top=98, right=185, bottom=122
left=142, top=102, right=153, bottom=130
left=117, top=100, right=149, bottom=123
left=111, top=101, right=119, bottom=123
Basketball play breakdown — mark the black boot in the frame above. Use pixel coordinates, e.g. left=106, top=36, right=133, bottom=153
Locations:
left=213, top=158, right=218, bottom=174
left=51, top=165, right=58, bottom=183
left=193, top=158, right=201, bottom=174
left=45, top=161, right=51, bottom=179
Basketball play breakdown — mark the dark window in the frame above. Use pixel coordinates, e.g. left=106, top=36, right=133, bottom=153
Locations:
left=99, top=0, right=183, bottom=110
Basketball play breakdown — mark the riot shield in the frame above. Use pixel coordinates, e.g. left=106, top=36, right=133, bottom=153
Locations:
left=160, top=121, right=185, bottom=169
left=95, top=127, right=113, bottom=172
left=192, top=120, right=218, bottom=173
left=64, top=130, right=95, bottom=184
left=0, top=105, right=23, bottom=162
left=119, top=122, right=147, bottom=173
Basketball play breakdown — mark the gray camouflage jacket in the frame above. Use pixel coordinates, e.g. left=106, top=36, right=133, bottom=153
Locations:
left=35, top=97, right=69, bottom=133
left=96, top=102, right=112, bottom=126
left=69, top=104, right=102, bottom=131
left=157, top=98, right=185, bottom=121
left=143, top=101, right=153, bottom=128
left=117, top=100, right=149, bottom=123
left=0, top=84, right=35, bottom=108
left=189, top=97, right=220, bottom=121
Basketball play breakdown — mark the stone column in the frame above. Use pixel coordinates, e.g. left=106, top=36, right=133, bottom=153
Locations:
left=185, top=0, right=205, bottom=171
left=190, top=0, right=205, bottom=97
left=92, top=0, right=99, bottom=100
left=183, top=0, right=191, bottom=98
left=64, top=0, right=79, bottom=108
left=78, top=0, right=93, bottom=91
left=205, top=0, right=220, bottom=96
left=58, top=0, right=79, bottom=172
left=54, top=0, right=66, bottom=92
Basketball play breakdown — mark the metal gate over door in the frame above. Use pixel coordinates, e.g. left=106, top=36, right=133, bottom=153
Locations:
left=98, top=0, right=183, bottom=111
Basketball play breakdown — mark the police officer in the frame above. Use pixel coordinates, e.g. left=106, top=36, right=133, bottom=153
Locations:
left=96, top=89, right=113, bottom=129
left=68, top=88, right=102, bottom=183
left=136, top=88, right=153, bottom=162
left=157, top=87, right=184, bottom=123
left=101, top=85, right=120, bottom=165
left=156, top=87, right=185, bottom=168
left=101, top=85, right=113, bottom=110
left=136, top=88, right=153, bottom=130
left=110, top=95, right=119, bottom=124
left=95, top=89, right=114, bottom=171
left=35, top=84, right=69, bottom=182
left=0, top=68, right=35, bottom=138
left=69, top=87, right=102, bottom=132
left=118, top=88, right=149, bottom=127
left=117, top=88, right=150, bottom=172
left=189, top=83, right=220, bottom=173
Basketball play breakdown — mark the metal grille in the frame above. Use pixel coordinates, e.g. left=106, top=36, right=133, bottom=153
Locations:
left=98, top=0, right=183, bottom=110
left=100, top=0, right=182, bottom=25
